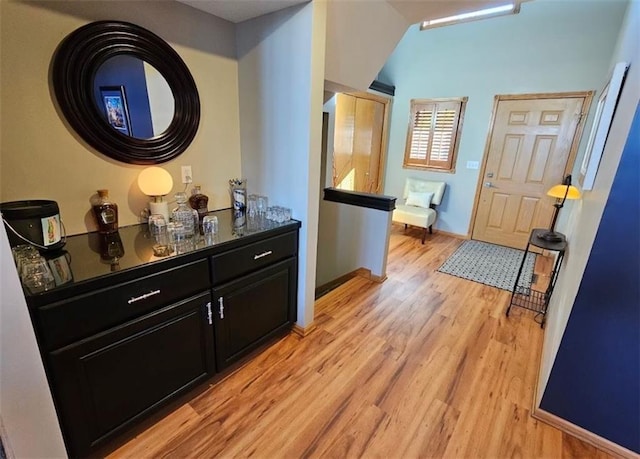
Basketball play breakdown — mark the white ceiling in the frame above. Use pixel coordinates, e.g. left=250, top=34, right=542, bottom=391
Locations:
left=177, top=0, right=309, bottom=23
left=177, top=0, right=523, bottom=25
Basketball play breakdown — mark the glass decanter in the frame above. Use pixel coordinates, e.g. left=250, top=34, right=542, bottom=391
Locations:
left=171, top=192, right=198, bottom=238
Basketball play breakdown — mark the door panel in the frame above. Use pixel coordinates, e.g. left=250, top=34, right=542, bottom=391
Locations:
left=333, top=92, right=389, bottom=193
left=48, top=292, right=214, bottom=456
left=473, top=95, right=589, bottom=249
left=333, top=93, right=356, bottom=187
left=213, top=258, right=296, bottom=370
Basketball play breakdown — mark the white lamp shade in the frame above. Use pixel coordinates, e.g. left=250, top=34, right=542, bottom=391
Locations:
left=138, top=167, right=173, bottom=197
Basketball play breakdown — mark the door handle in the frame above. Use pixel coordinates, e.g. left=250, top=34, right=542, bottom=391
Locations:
left=484, top=182, right=495, bottom=188
left=127, top=289, right=161, bottom=304
left=254, top=250, right=273, bottom=260
left=205, top=302, right=212, bottom=325
left=218, top=297, right=224, bottom=319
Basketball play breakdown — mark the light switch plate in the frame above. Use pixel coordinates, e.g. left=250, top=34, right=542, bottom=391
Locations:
left=466, top=160, right=479, bottom=170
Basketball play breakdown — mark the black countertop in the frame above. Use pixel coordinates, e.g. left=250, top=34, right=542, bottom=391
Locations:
left=25, top=208, right=301, bottom=307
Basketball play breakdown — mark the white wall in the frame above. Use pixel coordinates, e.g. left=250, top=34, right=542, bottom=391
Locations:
left=0, top=0, right=242, bottom=235
left=0, top=224, right=67, bottom=458
left=379, top=0, right=628, bottom=236
left=237, top=1, right=326, bottom=327
left=324, top=0, right=408, bottom=91
left=316, top=200, right=393, bottom=286
left=537, top=0, right=640, bottom=403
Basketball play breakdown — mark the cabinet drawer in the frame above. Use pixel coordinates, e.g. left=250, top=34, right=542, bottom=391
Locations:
left=37, top=259, right=210, bottom=351
left=210, top=231, right=297, bottom=285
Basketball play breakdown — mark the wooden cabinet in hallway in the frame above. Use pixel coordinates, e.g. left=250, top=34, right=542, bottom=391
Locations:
left=333, top=92, right=390, bottom=194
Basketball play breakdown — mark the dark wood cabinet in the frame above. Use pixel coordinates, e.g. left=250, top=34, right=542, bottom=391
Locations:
left=213, top=258, right=297, bottom=369
left=24, top=213, right=300, bottom=458
left=47, top=292, right=215, bottom=456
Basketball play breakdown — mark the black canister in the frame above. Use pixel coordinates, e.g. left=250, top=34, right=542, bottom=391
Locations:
left=0, top=200, right=66, bottom=251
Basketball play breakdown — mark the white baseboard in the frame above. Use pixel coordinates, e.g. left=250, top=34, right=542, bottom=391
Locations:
left=532, top=406, right=639, bottom=459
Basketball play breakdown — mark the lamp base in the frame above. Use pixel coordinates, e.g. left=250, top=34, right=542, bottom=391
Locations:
left=536, top=230, right=564, bottom=243
left=149, top=201, right=170, bottom=222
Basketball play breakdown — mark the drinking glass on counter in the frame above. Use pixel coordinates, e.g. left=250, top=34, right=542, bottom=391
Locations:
left=202, top=215, right=219, bottom=246
left=257, top=195, right=268, bottom=216
left=167, top=222, right=192, bottom=254
left=148, top=214, right=170, bottom=257
left=20, top=256, right=55, bottom=293
left=247, top=194, right=258, bottom=218
left=12, top=244, right=40, bottom=272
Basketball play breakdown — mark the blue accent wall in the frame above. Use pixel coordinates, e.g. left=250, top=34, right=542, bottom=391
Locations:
left=541, top=102, right=640, bottom=453
left=94, top=55, right=154, bottom=139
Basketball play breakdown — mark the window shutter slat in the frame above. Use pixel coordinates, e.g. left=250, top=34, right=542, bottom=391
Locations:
left=409, top=109, right=433, bottom=160
left=403, top=98, right=466, bottom=171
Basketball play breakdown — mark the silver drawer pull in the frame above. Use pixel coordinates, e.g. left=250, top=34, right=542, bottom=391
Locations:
left=127, top=289, right=161, bottom=304
left=218, top=297, right=224, bottom=319
left=254, top=250, right=273, bottom=260
left=206, top=302, right=212, bottom=325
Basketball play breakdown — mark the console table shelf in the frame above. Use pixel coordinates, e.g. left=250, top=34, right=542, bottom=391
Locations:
left=507, top=228, right=567, bottom=327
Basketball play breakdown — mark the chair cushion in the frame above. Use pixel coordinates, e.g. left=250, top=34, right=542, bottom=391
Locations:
left=392, top=204, right=437, bottom=228
left=403, top=179, right=446, bottom=206
left=405, top=191, right=434, bottom=209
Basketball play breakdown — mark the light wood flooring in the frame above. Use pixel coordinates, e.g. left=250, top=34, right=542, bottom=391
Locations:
left=107, top=226, right=612, bottom=458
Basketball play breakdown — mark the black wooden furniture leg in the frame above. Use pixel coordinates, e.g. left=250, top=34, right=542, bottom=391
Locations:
left=429, top=225, right=433, bottom=234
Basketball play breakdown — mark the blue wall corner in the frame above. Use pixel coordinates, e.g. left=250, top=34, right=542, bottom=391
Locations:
left=540, top=102, right=640, bottom=453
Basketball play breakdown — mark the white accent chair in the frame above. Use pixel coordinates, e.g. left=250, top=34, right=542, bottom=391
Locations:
left=392, top=178, right=446, bottom=244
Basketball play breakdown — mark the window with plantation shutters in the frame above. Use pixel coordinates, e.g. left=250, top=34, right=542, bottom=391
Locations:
left=403, top=97, right=467, bottom=171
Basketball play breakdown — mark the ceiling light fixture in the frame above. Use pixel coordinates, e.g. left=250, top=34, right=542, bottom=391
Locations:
left=420, top=3, right=518, bottom=30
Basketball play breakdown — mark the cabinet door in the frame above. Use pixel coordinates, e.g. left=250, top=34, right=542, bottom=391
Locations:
left=213, top=257, right=297, bottom=370
left=48, top=292, right=215, bottom=457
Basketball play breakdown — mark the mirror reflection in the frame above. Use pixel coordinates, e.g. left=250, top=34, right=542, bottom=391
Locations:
left=93, top=55, right=175, bottom=139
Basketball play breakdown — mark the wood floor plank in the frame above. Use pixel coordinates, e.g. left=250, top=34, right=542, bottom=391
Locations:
left=106, top=230, right=614, bottom=459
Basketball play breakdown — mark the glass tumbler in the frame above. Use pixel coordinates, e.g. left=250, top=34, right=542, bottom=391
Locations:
left=148, top=214, right=170, bottom=257
left=257, top=195, right=268, bottom=216
left=167, top=222, right=190, bottom=254
left=202, top=215, right=219, bottom=246
left=20, top=256, right=55, bottom=294
left=247, top=194, right=258, bottom=218
left=12, top=244, right=39, bottom=272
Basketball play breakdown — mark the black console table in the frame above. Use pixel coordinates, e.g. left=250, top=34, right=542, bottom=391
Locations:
left=506, top=228, right=567, bottom=327
left=21, top=209, right=300, bottom=457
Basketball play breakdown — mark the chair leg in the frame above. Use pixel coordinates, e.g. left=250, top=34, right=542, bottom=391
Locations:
left=422, top=227, right=426, bottom=244
left=404, top=224, right=408, bottom=230
left=429, top=225, right=433, bottom=234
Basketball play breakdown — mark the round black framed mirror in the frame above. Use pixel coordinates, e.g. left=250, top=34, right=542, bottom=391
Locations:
left=52, top=20, right=200, bottom=165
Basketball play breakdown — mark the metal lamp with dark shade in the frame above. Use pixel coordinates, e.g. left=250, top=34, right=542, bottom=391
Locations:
left=537, top=174, right=581, bottom=242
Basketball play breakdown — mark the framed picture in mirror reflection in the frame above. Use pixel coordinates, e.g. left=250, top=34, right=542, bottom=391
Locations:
left=100, top=85, right=132, bottom=136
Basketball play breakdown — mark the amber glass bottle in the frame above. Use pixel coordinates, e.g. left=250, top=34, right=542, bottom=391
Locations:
left=188, top=185, right=209, bottom=219
left=91, top=189, right=118, bottom=234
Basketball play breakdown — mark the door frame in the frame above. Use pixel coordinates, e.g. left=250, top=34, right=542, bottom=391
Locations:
left=333, top=91, right=392, bottom=194
left=467, top=91, right=594, bottom=239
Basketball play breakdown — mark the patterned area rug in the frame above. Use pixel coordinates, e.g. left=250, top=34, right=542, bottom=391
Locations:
left=437, top=240, right=536, bottom=291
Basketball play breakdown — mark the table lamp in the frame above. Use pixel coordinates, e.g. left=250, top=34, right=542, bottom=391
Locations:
left=537, top=174, right=581, bottom=242
left=138, top=166, right=173, bottom=222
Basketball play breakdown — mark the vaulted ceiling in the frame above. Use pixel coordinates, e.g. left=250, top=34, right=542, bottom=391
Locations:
left=177, top=0, right=528, bottom=91
left=178, top=0, right=521, bottom=25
